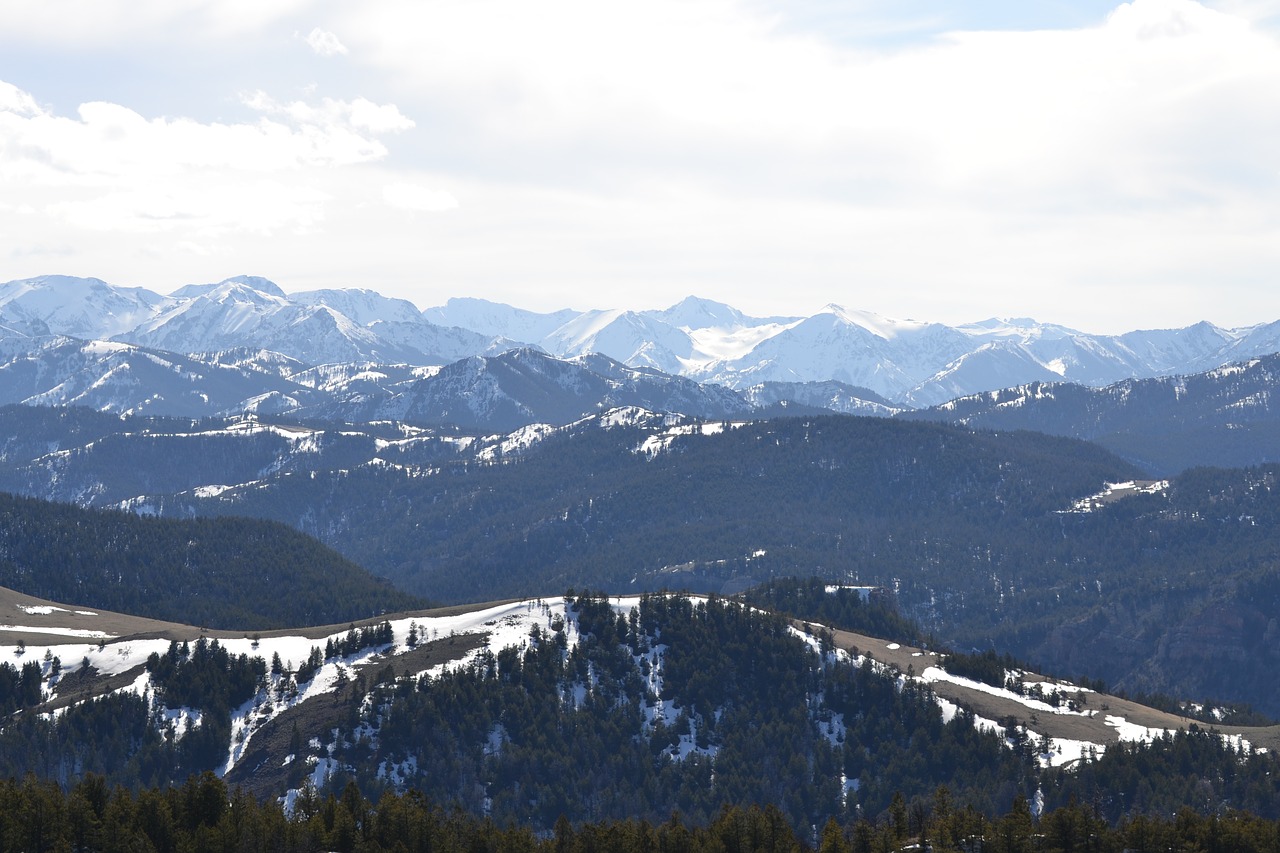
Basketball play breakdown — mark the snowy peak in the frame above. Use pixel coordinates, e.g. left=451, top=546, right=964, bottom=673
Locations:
left=0, top=274, right=169, bottom=339
left=820, top=304, right=936, bottom=341
left=292, top=288, right=426, bottom=327
left=170, top=275, right=287, bottom=300
left=646, top=295, right=756, bottom=331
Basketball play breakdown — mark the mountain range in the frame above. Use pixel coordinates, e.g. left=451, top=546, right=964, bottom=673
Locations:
left=5, top=273, right=1280, bottom=411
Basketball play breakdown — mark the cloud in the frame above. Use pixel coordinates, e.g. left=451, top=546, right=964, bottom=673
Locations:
left=333, top=0, right=1280, bottom=204
left=305, top=27, right=349, bottom=57
left=382, top=182, right=460, bottom=212
left=0, top=79, right=414, bottom=238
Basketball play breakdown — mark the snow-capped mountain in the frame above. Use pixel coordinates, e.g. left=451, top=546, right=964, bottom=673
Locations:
left=0, top=274, right=170, bottom=339
left=0, top=334, right=886, bottom=428
left=122, top=278, right=435, bottom=365
left=641, top=295, right=796, bottom=332
left=3, top=273, right=1280, bottom=409
left=293, top=287, right=513, bottom=363
left=693, top=306, right=976, bottom=400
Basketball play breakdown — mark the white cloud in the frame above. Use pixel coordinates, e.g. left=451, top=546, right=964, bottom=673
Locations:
left=305, top=27, right=349, bottom=57
left=335, top=0, right=1280, bottom=204
left=382, top=182, right=460, bottom=212
left=0, top=79, right=412, bottom=239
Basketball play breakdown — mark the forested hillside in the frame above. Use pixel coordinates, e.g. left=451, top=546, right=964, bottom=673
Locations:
left=157, top=416, right=1139, bottom=601
left=0, top=492, right=423, bottom=629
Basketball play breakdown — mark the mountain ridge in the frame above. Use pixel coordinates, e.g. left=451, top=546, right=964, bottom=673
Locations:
left=3, top=273, right=1277, bottom=406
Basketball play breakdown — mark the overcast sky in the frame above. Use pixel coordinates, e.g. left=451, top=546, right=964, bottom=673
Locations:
left=3, top=0, right=1280, bottom=332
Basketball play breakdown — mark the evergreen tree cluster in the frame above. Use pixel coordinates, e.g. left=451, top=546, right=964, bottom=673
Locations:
left=0, top=693, right=190, bottom=788
left=0, top=659, right=45, bottom=715
left=3, top=594, right=1280, bottom=840
left=326, top=622, right=395, bottom=661
left=7, top=771, right=1280, bottom=853
left=146, top=638, right=266, bottom=715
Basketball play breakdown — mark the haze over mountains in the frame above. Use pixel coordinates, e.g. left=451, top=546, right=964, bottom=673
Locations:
left=3, top=274, right=1279, bottom=415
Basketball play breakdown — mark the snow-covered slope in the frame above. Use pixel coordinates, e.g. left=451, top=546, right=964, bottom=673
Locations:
left=539, top=309, right=696, bottom=375
left=423, top=296, right=578, bottom=342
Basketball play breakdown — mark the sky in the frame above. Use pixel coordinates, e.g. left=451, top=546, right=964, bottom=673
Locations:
left=3, top=0, right=1280, bottom=333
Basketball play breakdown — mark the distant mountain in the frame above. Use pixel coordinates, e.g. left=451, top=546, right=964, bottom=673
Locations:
left=906, top=352, right=1280, bottom=475
left=306, top=347, right=754, bottom=431
left=641, top=294, right=797, bottom=331
left=121, top=278, right=435, bottom=365
left=293, top=287, right=508, bottom=363
left=0, top=331, right=884, bottom=429
left=0, top=274, right=169, bottom=339
left=540, top=309, right=696, bottom=375
left=4, top=273, right=1280, bottom=407
left=423, top=296, right=578, bottom=342
left=0, top=337, right=317, bottom=418
left=695, top=306, right=976, bottom=400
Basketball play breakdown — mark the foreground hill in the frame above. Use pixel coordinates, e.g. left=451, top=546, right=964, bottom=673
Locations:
left=0, top=492, right=423, bottom=629
left=3, top=587, right=1279, bottom=836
